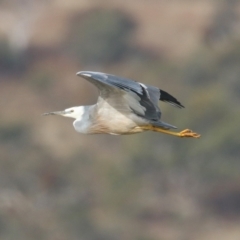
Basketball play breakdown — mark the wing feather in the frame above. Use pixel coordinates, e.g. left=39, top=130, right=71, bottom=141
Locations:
left=77, top=71, right=161, bottom=121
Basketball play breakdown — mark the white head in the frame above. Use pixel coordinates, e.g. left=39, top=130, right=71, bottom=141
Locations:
left=43, top=106, right=85, bottom=119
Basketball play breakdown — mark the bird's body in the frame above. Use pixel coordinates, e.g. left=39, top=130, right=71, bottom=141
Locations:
left=44, top=71, right=200, bottom=138
left=74, top=104, right=147, bottom=135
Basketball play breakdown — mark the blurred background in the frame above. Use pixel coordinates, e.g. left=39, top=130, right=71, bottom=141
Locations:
left=1, top=0, right=240, bottom=239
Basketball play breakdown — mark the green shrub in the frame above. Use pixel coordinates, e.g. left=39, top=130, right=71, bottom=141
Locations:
left=67, top=9, right=135, bottom=65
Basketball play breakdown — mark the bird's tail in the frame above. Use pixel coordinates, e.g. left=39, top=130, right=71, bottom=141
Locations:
left=159, top=89, right=184, bottom=108
left=151, top=120, right=177, bottom=130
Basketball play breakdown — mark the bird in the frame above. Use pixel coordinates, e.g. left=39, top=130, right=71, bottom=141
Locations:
left=43, top=71, right=200, bottom=138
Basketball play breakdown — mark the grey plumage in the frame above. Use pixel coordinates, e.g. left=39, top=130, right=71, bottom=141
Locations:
left=77, top=71, right=179, bottom=131
left=43, top=71, right=200, bottom=138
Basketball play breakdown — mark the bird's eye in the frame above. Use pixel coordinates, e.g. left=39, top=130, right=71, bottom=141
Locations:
left=71, top=110, right=74, bottom=113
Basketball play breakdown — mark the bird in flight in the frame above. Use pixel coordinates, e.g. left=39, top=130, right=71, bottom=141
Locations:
left=43, top=71, right=200, bottom=138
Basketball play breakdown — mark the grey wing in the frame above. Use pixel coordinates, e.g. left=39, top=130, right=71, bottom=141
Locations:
left=77, top=71, right=161, bottom=121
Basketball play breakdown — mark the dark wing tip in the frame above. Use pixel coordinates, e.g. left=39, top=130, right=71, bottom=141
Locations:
left=159, top=89, right=185, bottom=108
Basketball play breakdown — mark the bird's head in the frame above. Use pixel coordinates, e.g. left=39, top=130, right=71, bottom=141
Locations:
left=43, top=106, right=85, bottom=119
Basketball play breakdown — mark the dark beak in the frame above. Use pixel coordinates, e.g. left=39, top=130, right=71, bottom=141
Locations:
left=42, top=111, right=66, bottom=116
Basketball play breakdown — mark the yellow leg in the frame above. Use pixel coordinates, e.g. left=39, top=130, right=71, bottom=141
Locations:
left=141, top=126, right=200, bottom=138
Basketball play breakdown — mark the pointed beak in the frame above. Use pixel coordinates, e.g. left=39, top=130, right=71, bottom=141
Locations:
left=42, top=110, right=66, bottom=116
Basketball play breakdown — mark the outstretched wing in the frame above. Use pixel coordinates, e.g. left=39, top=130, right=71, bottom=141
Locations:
left=77, top=71, right=161, bottom=121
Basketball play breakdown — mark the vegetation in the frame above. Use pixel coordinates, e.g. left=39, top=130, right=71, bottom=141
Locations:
left=66, top=9, right=135, bottom=65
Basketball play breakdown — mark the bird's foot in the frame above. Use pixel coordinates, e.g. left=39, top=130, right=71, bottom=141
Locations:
left=178, top=129, right=200, bottom=138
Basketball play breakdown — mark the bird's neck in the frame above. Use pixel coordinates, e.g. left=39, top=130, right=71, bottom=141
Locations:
left=73, top=105, right=94, bottom=134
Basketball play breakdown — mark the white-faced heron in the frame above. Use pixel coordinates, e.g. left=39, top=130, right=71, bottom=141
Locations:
left=43, top=71, right=200, bottom=138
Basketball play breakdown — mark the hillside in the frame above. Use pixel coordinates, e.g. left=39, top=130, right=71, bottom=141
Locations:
left=1, top=1, right=240, bottom=240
